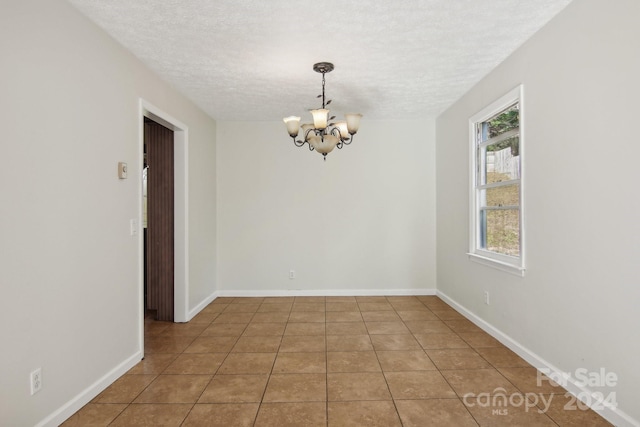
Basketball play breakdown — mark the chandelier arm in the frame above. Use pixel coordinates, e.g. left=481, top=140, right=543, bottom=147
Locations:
left=305, top=128, right=316, bottom=141
left=329, top=127, right=347, bottom=147
left=293, top=138, right=306, bottom=148
left=329, top=127, right=340, bottom=139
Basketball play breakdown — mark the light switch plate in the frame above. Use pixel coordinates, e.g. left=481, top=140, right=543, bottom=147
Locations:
left=118, top=162, right=128, bottom=179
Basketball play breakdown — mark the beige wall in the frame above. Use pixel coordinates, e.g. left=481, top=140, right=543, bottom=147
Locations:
left=436, top=0, right=640, bottom=424
left=0, top=1, right=216, bottom=425
left=216, top=120, right=436, bottom=295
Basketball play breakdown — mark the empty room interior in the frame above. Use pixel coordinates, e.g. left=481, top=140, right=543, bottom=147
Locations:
left=1, top=0, right=639, bottom=426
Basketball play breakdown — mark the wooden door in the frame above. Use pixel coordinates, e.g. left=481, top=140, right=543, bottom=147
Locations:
left=144, top=119, right=174, bottom=321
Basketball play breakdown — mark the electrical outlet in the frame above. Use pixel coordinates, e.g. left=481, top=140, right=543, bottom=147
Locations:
left=289, top=270, right=296, bottom=279
left=30, top=368, right=42, bottom=395
left=484, top=291, right=490, bottom=305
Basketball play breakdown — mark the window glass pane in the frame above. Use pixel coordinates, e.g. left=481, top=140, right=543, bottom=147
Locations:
left=480, top=209, right=520, bottom=257
left=484, top=136, right=520, bottom=183
left=481, top=184, right=520, bottom=208
left=485, top=104, right=519, bottom=139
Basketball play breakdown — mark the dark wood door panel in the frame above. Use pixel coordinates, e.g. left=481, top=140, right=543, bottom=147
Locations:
left=144, top=120, right=174, bottom=321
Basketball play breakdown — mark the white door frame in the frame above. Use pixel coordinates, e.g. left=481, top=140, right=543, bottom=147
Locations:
left=139, top=99, right=190, bottom=336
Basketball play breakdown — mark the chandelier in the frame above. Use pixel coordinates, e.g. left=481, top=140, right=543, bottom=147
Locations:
left=283, top=62, right=362, bottom=160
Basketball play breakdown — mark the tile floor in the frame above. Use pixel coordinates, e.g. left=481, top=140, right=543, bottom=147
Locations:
left=62, top=296, right=612, bottom=426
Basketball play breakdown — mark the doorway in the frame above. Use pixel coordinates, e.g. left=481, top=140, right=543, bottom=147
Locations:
left=144, top=118, right=174, bottom=321
left=139, top=100, right=189, bottom=328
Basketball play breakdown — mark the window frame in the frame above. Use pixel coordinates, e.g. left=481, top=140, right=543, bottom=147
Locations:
left=468, top=85, right=526, bottom=276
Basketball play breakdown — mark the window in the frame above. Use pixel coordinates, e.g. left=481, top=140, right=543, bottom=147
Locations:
left=469, top=86, right=525, bottom=276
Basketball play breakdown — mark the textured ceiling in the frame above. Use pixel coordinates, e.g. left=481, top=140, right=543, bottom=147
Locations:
left=66, top=0, right=573, bottom=121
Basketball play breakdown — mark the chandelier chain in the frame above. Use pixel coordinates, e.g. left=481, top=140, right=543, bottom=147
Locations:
left=321, top=72, right=326, bottom=109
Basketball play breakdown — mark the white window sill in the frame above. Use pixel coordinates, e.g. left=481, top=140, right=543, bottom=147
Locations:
left=467, top=252, right=526, bottom=277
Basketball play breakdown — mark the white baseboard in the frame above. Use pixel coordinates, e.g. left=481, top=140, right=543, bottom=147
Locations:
left=437, top=290, right=638, bottom=427
left=213, top=288, right=437, bottom=298
left=36, top=351, right=143, bottom=427
left=186, top=291, right=219, bottom=321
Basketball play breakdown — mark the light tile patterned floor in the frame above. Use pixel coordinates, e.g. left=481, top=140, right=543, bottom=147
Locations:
left=62, top=296, right=612, bottom=426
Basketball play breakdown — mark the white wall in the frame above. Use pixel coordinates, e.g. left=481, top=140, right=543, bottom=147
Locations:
left=436, top=0, right=640, bottom=424
left=0, top=1, right=216, bottom=425
left=217, top=120, right=436, bottom=295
